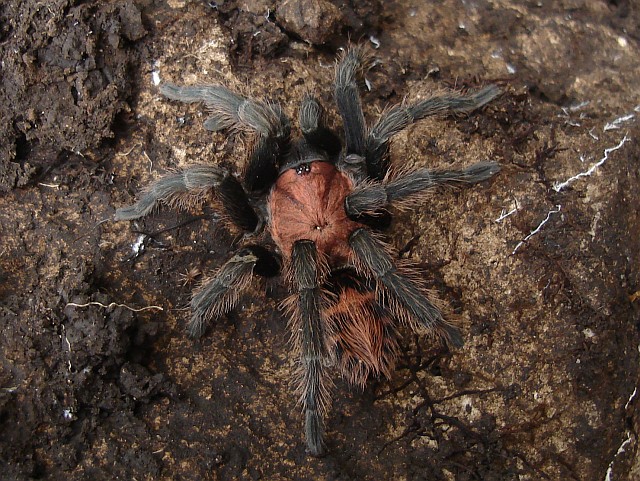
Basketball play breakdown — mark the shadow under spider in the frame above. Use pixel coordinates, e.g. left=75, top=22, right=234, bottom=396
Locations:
left=122, top=213, right=221, bottom=263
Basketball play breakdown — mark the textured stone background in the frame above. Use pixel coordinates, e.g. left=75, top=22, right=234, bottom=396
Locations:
left=1, top=1, right=639, bottom=479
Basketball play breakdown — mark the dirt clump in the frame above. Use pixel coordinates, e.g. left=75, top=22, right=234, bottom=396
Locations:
left=0, top=0, right=145, bottom=191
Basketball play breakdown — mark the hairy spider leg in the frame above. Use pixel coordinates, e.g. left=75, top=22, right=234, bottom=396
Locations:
left=114, top=164, right=261, bottom=233
left=334, top=46, right=371, bottom=157
left=160, top=83, right=286, bottom=136
left=242, top=106, right=291, bottom=192
left=349, top=228, right=464, bottom=348
left=345, top=161, right=501, bottom=217
left=289, top=240, right=332, bottom=456
left=189, top=245, right=280, bottom=338
left=215, top=175, right=260, bottom=231
left=189, top=248, right=258, bottom=338
left=245, top=132, right=290, bottom=192
left=365, top=86, right=501, bottom=180
left=115, top=165, right=222, bottom=220
left=160, top=82, right=291, bottom=193
left=298, top=93, right=342, bottom=157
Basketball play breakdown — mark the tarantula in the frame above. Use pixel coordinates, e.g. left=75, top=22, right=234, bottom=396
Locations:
left=116, top=46, right=500, bottom=456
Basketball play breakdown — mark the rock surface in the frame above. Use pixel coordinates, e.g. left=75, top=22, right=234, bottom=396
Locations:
left=0, top=0, right=639, bottom=480
left=277, top=0, right=343, bottom=45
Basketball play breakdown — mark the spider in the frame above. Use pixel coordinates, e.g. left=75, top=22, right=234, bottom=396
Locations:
left=115, top=46, right=500, bottom=456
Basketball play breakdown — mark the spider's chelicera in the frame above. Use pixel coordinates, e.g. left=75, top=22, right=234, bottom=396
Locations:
left=116, top=46, right=500, bottom=456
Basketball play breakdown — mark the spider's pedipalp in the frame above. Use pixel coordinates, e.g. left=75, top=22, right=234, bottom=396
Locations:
left=115, top=165, right=226, bottom=220
left=336, top=153, right=367, bottom=179
left=298, top=93, right=342, bottom=157
left=189, top=247, right=264, bottom=338
left=349, top=228, right=463, bottom=348
left=365, top=85, right=501, bottom=179
left=289, top=240, right=332, bottom=456
left=334, top=46, right=371, bottom=157
left=345, top=161, right=501, bottom=217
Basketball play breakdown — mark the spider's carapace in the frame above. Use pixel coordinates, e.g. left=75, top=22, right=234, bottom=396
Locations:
left=269, top=161, right=360, bottom=263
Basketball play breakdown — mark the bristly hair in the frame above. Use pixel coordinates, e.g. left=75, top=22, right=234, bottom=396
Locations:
left=188, top=249, right=258, bottom=338
left=326, top=286, right=400, bottom=387
left=117, top=45, right=500, bottom=455
left=335, top=44, right=375, bottom=92
left=348, top=229, right=463, bottom=347
left=282, top=245, right=334, bottom=416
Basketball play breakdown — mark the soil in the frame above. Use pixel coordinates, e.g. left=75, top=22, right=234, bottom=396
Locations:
left=1, top=0, right=639, bottom=480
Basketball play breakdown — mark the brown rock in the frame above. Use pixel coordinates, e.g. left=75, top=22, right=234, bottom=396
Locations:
left=277, top=0, right=343, bottom=45
left=239, top=0, right=274, bottom=16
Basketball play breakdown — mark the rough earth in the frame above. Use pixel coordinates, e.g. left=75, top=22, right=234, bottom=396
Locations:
left=1, top=0, right=639, bottom=480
